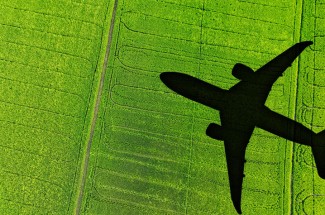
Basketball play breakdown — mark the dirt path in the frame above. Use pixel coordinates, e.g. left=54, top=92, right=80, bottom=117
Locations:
left=74, top=0, right=119, bottom=214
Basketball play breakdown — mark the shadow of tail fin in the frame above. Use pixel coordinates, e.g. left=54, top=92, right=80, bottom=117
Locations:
left=312, top=130, right=325, bottom=179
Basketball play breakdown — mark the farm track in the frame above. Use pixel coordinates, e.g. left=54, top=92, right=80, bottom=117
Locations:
left=74, top=0, right=119, bottom=214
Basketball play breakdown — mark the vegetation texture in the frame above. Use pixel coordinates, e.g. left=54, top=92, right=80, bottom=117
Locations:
left=0, top=0, right=324, bottom=214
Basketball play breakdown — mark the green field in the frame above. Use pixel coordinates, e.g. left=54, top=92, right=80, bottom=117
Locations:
left=0, top=0, right=324, bottom=214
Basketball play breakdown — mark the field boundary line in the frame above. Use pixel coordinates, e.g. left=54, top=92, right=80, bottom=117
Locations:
left=287, top=0, right=305, bottom=214
left=74, top=0, right=119, bottom=214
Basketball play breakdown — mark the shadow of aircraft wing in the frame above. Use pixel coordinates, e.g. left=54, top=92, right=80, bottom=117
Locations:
left=229, top=41, right=312, bottom=105
left=222, top=129, right=253, bottom=215
left=257, top=106, right=325, bottom=179
left=257, top=106, right=313, bottom=146
left=255, top=41, right=312, bottom=80
left=219, top=110, right=256, bottom=214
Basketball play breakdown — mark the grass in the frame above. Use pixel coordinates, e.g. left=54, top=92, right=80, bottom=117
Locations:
left=0, top=0, right=110, bottom=214
left=0, top=0, right=324, bottom=214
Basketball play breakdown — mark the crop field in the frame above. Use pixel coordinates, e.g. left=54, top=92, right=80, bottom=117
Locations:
left=0, top=0, right=324, bottom=214
left=0, top=0, right=112, bottom=214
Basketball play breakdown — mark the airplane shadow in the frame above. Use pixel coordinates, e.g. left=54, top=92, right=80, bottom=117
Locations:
left=160, top=41, right=325, bottom=214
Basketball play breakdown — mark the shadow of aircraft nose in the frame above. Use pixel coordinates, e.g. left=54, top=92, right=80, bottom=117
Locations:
left=160, top=72, right=183, bottom=87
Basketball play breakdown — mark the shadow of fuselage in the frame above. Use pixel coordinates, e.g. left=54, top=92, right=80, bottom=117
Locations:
left=160, top=41, right=325, bottom=214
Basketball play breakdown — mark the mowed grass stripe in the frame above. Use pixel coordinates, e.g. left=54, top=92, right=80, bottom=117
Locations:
left=108, top=105, right=193, bottom=139
left=89, top=195, right=184, bottom=215
left=101, top=127, right=190, bottom=162
left=94, top=162, right=281, bottom=212
left=93, top=167, right=188, bottom=213
left=110, top=84, right=195, bottom=116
